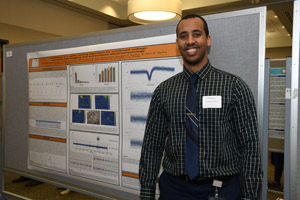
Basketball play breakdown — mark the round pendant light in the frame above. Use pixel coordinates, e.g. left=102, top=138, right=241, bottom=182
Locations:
left=128, top=0, right=182, bottom=24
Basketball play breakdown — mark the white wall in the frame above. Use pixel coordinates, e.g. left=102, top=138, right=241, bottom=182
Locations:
left=0, top=22, right=59, bottom=44
left=266, top=47, right=292, bottom=59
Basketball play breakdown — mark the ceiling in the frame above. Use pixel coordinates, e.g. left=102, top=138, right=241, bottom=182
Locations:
left=42, top=0, right=294, bottom=48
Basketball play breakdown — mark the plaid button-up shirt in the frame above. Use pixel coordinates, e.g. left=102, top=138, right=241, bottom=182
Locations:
left=139, top=62, right=262, bottom=200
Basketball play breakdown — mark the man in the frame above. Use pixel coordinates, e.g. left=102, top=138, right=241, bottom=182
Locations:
left=139, top=14, right=262, bottom=200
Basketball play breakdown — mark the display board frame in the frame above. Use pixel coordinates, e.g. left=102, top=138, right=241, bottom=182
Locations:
left=284, top=57, right=292, bottom=200
left=292, top=1, right=300, bottom=200
left=2, top=7, right=267, bottom=200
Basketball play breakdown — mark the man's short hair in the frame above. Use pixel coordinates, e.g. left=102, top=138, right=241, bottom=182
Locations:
left=176, top=14, right=209, bottom=37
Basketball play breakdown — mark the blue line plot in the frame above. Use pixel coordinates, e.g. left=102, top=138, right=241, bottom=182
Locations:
left=130, top=92, right=153, bottom=100
left=36, top=120, right=61, bottom=129
left=130, top=115, right=147, bottom=124
left=130, top=139, right=143, bottom=148
left=36, top=120, right=61, bottom=124
left=130, top=66, right=175, bottom=81
left=73, top=142, right=108, bottom=150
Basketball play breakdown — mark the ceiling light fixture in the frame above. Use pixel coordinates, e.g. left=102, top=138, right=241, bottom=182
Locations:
left=128, top=0, right=182, bottom=24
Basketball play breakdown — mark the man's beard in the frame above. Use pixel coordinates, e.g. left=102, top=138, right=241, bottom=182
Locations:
left=183, top=53, right=205, bottom=66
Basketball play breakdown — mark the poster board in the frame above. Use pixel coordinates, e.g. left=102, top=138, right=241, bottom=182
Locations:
left=3, top=7, right=266, bottom=199
left=268, top=59, right=287, bottom=152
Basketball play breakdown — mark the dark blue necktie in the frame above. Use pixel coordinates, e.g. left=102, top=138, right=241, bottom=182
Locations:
left=185, top=74, right=199, bottom=179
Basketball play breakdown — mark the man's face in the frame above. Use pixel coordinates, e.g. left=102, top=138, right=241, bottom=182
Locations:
left=176, top=17, right=211, bottom=70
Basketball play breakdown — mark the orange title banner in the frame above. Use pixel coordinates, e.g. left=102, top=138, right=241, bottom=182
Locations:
left=29, top=134, right=66, bottom=143
left=29, top=102, right=67, bottom=107
left=29, top=43, right=181, bottom=68
left=29, top=66, right=67, bottom=72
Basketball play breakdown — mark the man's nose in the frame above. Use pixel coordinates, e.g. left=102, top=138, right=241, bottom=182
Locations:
left=186, top=35, right=195, bottom=44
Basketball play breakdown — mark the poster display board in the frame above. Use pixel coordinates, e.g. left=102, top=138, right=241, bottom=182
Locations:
left=269, top=67, right=286, bottom=139
left=3, top=7, right=266, bottom=200
left=27, top=35, right=183, bottom=193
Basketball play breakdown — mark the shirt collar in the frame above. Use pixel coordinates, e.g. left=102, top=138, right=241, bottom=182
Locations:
left=183, top=61, right=211, bottom=81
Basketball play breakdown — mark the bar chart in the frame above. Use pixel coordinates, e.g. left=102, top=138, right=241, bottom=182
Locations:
left=74, top=72, right=89, bottom=84
left=96, top=63, right=118, bottom=88
left=70, top=63, right=119, bottom=92
left=98, top=66, right=116, bottom=83
left=71, top=64, right=94, bottom=85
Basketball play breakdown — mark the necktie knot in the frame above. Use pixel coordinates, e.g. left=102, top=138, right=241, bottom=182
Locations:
left=190, top=74, right=198, bottom=85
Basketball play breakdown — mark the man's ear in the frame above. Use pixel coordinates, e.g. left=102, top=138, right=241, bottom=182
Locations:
left=207, top=35, right=211, bottom=47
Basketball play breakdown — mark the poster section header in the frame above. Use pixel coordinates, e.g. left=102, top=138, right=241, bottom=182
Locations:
left=29, top=43, right=180, bottom=68
left=29, top=66, right=67, bottom=72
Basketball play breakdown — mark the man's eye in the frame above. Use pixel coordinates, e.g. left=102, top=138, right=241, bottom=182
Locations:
left=180, top=35, right=187, bottom=39
left=193, top=33, right=201, bottom=37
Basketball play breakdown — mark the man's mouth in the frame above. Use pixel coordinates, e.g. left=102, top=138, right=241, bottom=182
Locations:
left=185, top=47, right=199, bottom=55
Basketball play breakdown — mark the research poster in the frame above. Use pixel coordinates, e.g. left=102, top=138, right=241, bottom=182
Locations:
left=268, top=67, right=286, bottom=139
left=27, top=35, right=182, bottom=192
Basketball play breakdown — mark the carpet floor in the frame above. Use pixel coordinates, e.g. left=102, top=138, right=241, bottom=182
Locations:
left=3, top=168, right=284, bottom=200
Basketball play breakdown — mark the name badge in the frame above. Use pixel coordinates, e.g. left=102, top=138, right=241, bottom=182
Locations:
left=213, top=180, right=223, bottom=188
left=202, top=96, right=222, bottom=108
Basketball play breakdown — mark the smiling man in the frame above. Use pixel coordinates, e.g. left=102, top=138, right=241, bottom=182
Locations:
left=176, top=15, right=210, bottom=72
left=139, top=14, right=262, bottom=200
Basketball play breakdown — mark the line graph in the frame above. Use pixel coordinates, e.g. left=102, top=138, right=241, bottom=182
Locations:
left=130, top=139, right=143, bottom=148
left=69, top=131, right=119, bottom=183
left=29, top=77, right=67, bottom=102
left=36, top=120, right=61, bottom=129
left=130, top=66, right=175, bottom=81
left=73, top=142, right=108, bottom=150
left=121, top=58, right=183, bottom=183
left=70, top=159, right=92, bottom=171
left=130, top=92, right=153, bottom=100
left=130, top=115, right=147, bottom=124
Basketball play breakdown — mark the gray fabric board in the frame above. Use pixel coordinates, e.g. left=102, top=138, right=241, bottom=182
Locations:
left=3, top=9, right=263, bottom=199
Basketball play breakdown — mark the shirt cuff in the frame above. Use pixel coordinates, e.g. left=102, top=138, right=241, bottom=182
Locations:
left=140, top=186, right=156, bottom=200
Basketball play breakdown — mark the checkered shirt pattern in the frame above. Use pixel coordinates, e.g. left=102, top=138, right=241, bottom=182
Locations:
left=139, top=62, right=262, bottom=200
